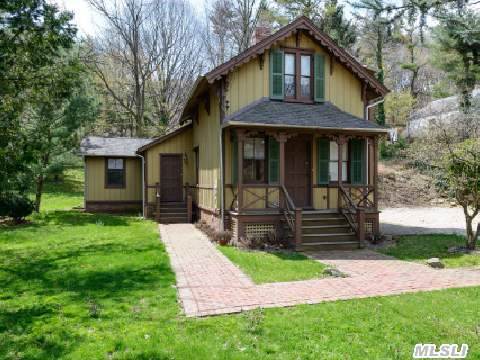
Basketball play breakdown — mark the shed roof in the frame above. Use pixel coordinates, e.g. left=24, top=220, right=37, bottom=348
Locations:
left=80, top=136, right=152, bottom=157
left=223, top=98, right=388, bottom=132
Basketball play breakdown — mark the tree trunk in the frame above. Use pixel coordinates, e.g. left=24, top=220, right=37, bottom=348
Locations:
left=375, top=24, right=385, bottom=126
left=464, top=214, right=478, bottom=251
left=34, top=174, right=44, bottom=213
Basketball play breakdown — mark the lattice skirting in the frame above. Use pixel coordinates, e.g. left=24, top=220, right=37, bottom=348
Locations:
left=245, top=224, right=275, bottom=238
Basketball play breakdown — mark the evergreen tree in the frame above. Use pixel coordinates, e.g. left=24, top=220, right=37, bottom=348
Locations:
left=319, top=0, right=357, bottom=50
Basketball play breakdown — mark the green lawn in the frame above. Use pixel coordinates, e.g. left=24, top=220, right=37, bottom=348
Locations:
left=380, top=234, right=480, bottom=268
left=39, top=168, right=84, bottom=212
left=219, top=246, right=327, bottom=283
left=1, top=172, right=480, bottom=358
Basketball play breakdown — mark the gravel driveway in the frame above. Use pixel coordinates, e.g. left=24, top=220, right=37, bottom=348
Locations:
left=380, top=207, right=479, bottom=236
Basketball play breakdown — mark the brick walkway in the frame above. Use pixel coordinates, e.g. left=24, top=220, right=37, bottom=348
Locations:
left=159, top=224, right=480, bottom=317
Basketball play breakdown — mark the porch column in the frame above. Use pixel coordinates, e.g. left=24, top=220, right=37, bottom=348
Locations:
left=277, top=133, right=287, bottom=208
left=337, top=136, right=345, bottom=209
left=373, top=136, right=378, bottom=210
left=237, top=129, right=245, bottom=212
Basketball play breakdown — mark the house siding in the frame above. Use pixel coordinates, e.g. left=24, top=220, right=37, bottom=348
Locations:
left=225, top=33, right=364, bottom=119
left=84, top=156, right=142, bottom=211
left=144, top=127, right=194, bottom=203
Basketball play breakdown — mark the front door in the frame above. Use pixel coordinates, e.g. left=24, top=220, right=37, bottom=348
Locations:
left=285, top=135, right=311, bottom=208
left=160, top=154, right=183, bottom=202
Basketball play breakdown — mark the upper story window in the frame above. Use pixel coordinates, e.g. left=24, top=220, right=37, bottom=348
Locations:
left=105, top=158, right=125, bottom=188
left=270, top=48, right=324, bottom=103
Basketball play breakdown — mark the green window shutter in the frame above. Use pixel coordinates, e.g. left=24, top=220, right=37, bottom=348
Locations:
left=232, top=134, right=238, bottom=185
left=350, top=139, right=366, bottom=184
left=314, top=53, right=325, bottom=102
left=268, top=136, right=280, bottom=183
left=317, top=138, right=329, bottom=184
left=269, top=49, right=284, bottom=99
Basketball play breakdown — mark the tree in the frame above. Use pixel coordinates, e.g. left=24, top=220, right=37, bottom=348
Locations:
left=24, top=52, right=97, bottom=212
left=444, top=139, right=480, bottom=250
left=432, top=9, right=480, bottom=113
left=352, top=0, right=403, bottom=125
left=319, top=0, right=357, bottom=50
left=273, top=0, right=323, bottom=24
left=384, top=91, right=415, bottom=126
left=85, top=0, right=202, bottom=134
left=0, top=0, right=76, bottom=196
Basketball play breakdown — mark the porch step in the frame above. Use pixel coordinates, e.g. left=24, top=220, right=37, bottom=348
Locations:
left=156, top=201, right=188, bottom=224
left=302, top=233, right=357, bottom=243
left=297, top=241, right=359, bottom=251
left=302, top=224, right=351, bottom=234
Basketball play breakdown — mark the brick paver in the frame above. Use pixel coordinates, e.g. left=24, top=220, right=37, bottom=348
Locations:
left=159, top=224, right=480, bottom=317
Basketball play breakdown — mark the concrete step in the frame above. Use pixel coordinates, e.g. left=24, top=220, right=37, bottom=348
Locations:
left=302, top=224, right=351, bottom=234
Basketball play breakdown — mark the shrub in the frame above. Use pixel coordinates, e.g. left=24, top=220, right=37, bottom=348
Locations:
left=0, top=194, right=34, bottom=223
left=380, top=137, right=407, bottom=160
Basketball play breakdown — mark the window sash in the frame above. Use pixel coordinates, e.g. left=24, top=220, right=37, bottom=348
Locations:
left=106, top=158, right=125, bottom=188
left=243, top=137, right=266, bottom=183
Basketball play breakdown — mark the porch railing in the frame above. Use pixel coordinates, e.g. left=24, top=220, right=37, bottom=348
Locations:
left=338, top=185, right=366, bottom=243
left=280, top=185, right=302, bottom=246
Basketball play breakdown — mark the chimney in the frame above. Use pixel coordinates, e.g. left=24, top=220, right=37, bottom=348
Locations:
left=251, top=24, right=272, bottom=45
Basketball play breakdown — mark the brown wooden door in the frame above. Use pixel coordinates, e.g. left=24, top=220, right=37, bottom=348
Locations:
left=285, top=136, right=311, bottom=207
left=160, top=154, right=183, bottom=202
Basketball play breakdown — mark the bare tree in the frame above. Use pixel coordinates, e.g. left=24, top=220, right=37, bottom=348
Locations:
left=84, top=0, right=202, bottom=135
left=231, top=0, right=268, bottom=52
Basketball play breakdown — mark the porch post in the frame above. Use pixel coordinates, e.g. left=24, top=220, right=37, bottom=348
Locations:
left=373, top=136, right=378, bottom=210
left=237, top=129, right=245, bottom=212
left=337, top=136, right=344, bottom=209
left=277, top=133, right=287, bottom=208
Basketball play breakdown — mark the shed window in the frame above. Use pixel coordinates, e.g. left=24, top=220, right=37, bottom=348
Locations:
left=106, top=158, right=125, bottom=188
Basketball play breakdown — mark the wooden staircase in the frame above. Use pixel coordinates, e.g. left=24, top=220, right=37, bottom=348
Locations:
left=156, top=202, right=189, bottom=224
left=290, top=211, right=360, bottom=251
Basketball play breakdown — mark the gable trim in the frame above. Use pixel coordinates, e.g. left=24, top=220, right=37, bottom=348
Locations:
left=136, top=122, right=192, bottom=153
left=205, top=16, right=388, bottom=97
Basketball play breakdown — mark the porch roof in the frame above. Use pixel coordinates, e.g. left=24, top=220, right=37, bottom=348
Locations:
left=223, top=98, right=388, bottom=133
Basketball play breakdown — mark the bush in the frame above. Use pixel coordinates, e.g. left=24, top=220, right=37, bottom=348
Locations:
left=380, top=137, right=407, bottom=160
left=0, top=194, right=34, bottom=223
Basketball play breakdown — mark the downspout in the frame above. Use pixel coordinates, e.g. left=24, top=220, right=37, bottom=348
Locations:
left=136, top=153, right=145, bottom=218
left=219, top=127, right=225, bottom=231
left=364, top=97, right=385, bottom=121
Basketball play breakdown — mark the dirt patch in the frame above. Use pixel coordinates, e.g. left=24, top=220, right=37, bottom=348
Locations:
left=378, top=160, right=454, bottom=208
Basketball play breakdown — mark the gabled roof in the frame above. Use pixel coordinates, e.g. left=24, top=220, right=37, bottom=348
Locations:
left=136, top=122, right=192, bottom=153
left=205, top=16, right=388, bottom=95
left=181, top=16, right=388, bottom=122
left=80, top=136, right=152, bottom=157
left=223, top=98, right=388, bottom=133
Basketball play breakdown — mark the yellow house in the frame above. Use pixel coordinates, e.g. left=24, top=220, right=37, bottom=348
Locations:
left=80, top=17, right=389, bottom=251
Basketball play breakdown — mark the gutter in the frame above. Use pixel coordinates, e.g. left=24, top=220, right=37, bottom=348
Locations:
left=365, top=97, right=385, bottom=121
left=222, top=121, right=389, bottom=133
left=136, top=153, right=145, bottom=218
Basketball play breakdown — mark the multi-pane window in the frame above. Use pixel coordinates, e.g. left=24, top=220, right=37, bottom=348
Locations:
left=300, top=55, right=311, bottom=98
left=284, top=52, right=312, bottom=101
left=284, top=53, right=296, bottom=98
left=243, top=137, right=266, bottom=183
left=328, top=141, right=348, bottom=182
left=106, top=158, right=125, bottom=188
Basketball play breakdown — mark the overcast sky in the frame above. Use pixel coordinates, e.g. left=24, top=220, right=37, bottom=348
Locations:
left=51, top=0, right=207, bottom=36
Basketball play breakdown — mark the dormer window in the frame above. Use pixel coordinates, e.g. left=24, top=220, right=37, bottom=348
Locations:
left=270, top=49, right=324, bottom=103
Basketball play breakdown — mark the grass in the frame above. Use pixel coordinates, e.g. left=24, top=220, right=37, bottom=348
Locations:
left=40, top=168, right=84, bottom=212
left=1, top=171, right=480, bottom=358
left=218, top=246, right=327, bottom=283
left=380, top=234, right=480, bottom=268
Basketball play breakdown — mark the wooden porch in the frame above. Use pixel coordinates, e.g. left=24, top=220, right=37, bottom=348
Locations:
left=227, top=127, right=380, bottom=250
